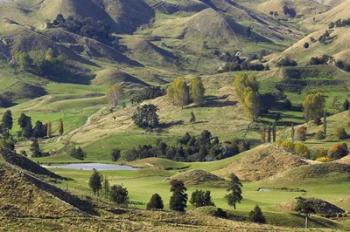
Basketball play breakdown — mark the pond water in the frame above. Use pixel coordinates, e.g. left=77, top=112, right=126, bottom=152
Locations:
left=43, top=163, right=139, bottom=171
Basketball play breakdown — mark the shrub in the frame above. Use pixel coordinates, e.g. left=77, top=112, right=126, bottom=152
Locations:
left=315, top=130, right=326, bottom=140
left=190, top=190, right=215, bottom=208
left=70, top=147, right=86, bottom=160
left=111, top=149, right=121, bottom=162
left=294, top=143, right=310, bottom=159
left=328, top=143, right=348, bottom=160
left=296, top=127, right=307, bottom=141
left=146, top=193, right=164, bottom=210
left=213, top=208, right=227, bottom=218
left=248, top=205, right=266, bottom=224
left=335, top=127, right=348, bottom=140
left=276, top=57, right=298, bottom=67
left=110, top=185, right=128, bottom=204
left=279, top=140, right=295, bottom=152
left=311, top=148, right=328, bottom=160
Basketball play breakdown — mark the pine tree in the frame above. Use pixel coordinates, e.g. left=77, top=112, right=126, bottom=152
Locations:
left=58, top=119, right=64, bottom=136
left=226, top=174, right=243, bottom=209
left=111, top=149, right=121, bottom=161
left=110, top=185, right=128, bottom=204
left=30, top=139, right=42, bottom=157
left=18, top=113, right=32, bottom=138
left=190, top=190, right=215, bottom=207
left=169, top=179, right=188, bottom=212
left=248, top=205, right=266, bottom=223
left=147, top=193, right=164, bottom=210
left=2, top=110, right=13, bottom=130
left=89, top=169, right=103, bottom=196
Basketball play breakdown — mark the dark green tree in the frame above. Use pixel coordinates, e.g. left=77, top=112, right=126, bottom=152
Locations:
left=169, top=179, right=188, bottom=212
left=30, top=139, right=42, bottom=157
left=2, top=110, right=13, bottom=130
left=248, top=205, right=266, bottom=223
left=18, top=113, right=32, bottom=138
left=70, top=147, right=86, bottom=160
left=58, top=118, right=64, bottom=136
left=103, top=177, right=110, bottom=200
left=190, top=190, right=215, bottom=207
left=111, top=149, right=121, bottom=162
left=147, top=193, right=164, bottom=210
left=343, top=99, right=350, bottom=111
left=110, top=185, right=128, bottom=204
left=132, top=104, right=159, bottom=129
left=89, top=169, right=103, bottom=196
left=226, top=174, right=243, bottom=209
left=295, top=198, right=316, bottom=229
left=33, top=121, right=47, bottom=138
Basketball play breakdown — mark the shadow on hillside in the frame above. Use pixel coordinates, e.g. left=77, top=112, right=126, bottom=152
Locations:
left=186, top=95, right=238, bottom=109
left=160, top=120, right=184, bottom=129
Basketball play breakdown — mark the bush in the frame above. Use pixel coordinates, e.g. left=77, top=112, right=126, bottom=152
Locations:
left=146, top=193, right=164, bottom=210
left=132, top=104, right=159, bottom=129
left=276, top=57, right=297, bottom=67
left=111, top=149, right=121, bottom=162
left=335, top=127, right=348, bottom=140
left=328, top=143, right=348, bottom=160
left=110, top=185, right=128, bottom=204
left=190, top=190, right=215, bottom=208
left=294, top=143, right=310, bottom=159
left=315, top=130, right=326, bottom=140
left=213, top=208, right=227, bottom=218
left=248, top=205, right=266, bottom=224
left=70, top=147, right=86, bottom=160
left=296, top=126, right=307, bottom=141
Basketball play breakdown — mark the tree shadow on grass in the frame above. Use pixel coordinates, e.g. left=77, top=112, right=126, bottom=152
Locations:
left=159, top=120, right=184, bottom=129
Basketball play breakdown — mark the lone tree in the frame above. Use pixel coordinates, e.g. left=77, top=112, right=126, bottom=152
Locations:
left=302, top=92, right=325, bottom=122
left=226, top=173, right=243, bottom=209
left=132, top=104, right=159, bottom=129
left=190, top=190, right=215, bottom=207
left=58, top=119, right=64, bottom=136
left=248, top=205, right=266, bottom=223
left=111, top=149, right=121, bottom=162
left=30, top=139, right=42, bottom=157
left=295, top=198, right=316, bottom=229
left=89, top=169, right=103, bottom=196
left=169, top=179, right=188, bottom=212
left=107, top=84, right=124, bottom=108
left=110, top=185, right=128, bottom=205
left=147, top=193, right=164, bottom=210
left=2, top=110, right=13, bottom=131
left=233, top=74, right=260, bottom=121
left=190, top=77, right=205, bottom=105
left=18, top=113, right=32, bottom=138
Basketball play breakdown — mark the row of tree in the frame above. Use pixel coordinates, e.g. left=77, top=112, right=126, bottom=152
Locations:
left=124, top=131, right=250, bottom=162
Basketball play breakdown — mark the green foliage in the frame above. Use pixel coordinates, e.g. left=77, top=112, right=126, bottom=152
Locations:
left=30, top=139, right=42, bottom=157
left=190, top=77, right=205, bottom=105
left=248, top=205, right=266, bottom=224
left=190, top=190, right=215, bottom=207
left=89, top=169, right=103, bottom=196
left=111, top=149, right=121, bottom=162
left=110, top=185, right=129, bottom=204
left=13, top=51, right=31, bottom=71
left=226, top=174, right=242, bottom=209
left=146, top=193, right=164, bottom=210
left=233, top=74, right=260, bottom=121
left=275, top=140, right=310, bottom=159
left=167, top=77, right=190, bottom=107
left=302, top=92, right=325, bottom=122
left=169, top=179, right=187, bottom=212
left=18, top=113, right=33, bottom=139
left=70, top=147, right=86, bottom=160
left=32, top=121, right=47, bottom=138
left=2, top=110, right=13, bottom=130
left=132, top=104, right=159, bottom=129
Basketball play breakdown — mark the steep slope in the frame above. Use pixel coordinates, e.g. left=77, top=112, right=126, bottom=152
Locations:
left=213, top=145, right=307, bottom=181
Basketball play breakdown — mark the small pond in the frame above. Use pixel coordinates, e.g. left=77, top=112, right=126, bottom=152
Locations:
left=43, top=163, right=139, bottom=171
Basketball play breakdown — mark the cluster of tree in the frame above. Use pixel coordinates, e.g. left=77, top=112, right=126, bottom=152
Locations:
left=131, top=86, right=165, bottom=104
left=190, top=190, right=215, bottom=207
left=13, top=49, right=64, bottom=75
left=335, top=60, right=350, bottom=72
left=132, top=104, right=160, bottom=129
left=318, top=30, right=333, bottom=44
left=283, top=5, right=296, bottom=18
left=70, top=147, right=86, bottom=160
left=49, top=14, right=118, bottom=46
left=276, top=57, right=298, bottom=67
left=275, top=140, right=311, bottom=159
left=329, top=18, right=350, bottom=29
left=308, top=55, right=334, bottom=65
left=167, top=77, right=205, bottom=107
left=233, top=74, right=261, bottom=121
left=302, top=92, right=325, bottom=122
left=124, top=130, right=250, bottom=162
left=219, top=58, right=267, bottom=73
left=30, top=139, right=49, bottom=157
